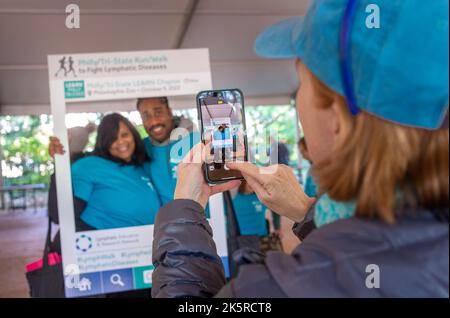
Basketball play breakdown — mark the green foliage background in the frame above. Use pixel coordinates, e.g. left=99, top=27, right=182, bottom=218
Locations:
left=0, top=115, right=53, bottom=186
left=0, top=105, right=301, bottom=187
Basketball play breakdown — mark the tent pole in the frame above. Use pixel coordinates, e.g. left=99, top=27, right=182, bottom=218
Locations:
left=0, top=141, right=4, bottom=210
left=173, top=0, right=199, bottom=49
left=291, top=94, right=303, bottom=176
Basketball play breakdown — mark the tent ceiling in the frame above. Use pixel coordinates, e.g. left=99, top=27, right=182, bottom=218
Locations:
left=0, top=0, right=309, bottom=115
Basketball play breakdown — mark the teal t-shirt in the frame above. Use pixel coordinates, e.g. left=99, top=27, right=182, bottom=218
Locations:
left=143, top=132, right=200, bottom=204
left=143, top=132, right=210, bottom=217
left=304, top=169, right=318, bottom=198
left=71, top=156, right=161, bottom=229
left=213, top=128, right=231, bottom=141
left=232, top=192, right=268, bottom=236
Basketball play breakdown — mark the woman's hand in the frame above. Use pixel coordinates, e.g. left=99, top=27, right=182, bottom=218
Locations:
left=174, top=143, right=241, bottom=209
left=227, top=162, right=316, bottom=223
left=49, top=136, right=65, bottom=158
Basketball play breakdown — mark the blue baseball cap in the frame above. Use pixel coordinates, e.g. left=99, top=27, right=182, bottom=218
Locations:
left=255, top=0, right=449, bottom=130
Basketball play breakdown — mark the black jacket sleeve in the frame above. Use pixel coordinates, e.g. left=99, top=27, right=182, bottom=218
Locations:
left=151, top=199, right=286, bottom=298
left=292, top=204, right=316, bottom=241
left=48, top=173, right=89, bottom=228
left=74, top=197, right=96, bottom=232
left=151, top=199, right=226, bottom=297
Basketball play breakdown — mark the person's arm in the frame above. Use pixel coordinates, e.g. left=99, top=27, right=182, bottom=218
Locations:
left=47, top=173, right=93, bottom=231
left=151, top=144, right=312, bottom=298
left=152, top=199, right=227, bottom=298
left=152, top=198, right=287, bottom=298
left=71, top=158, right=96, bottom=231
left=48, top=136, right=65, bottom=158
left=271, top=211, right=281, bottom=231
left=47, top=137, right=66, bottom=224
left=73, top=196, right=96, bottom=231
left=292, top=203, right=316, bottom=241
left=227, top=162, right=316, bottom=223
left=47, top=173, right=59, bottom=224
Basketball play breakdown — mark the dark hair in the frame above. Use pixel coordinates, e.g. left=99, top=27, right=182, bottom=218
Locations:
left=92, top=113, right=148, bottom=166
left=298, top=137, right=307, bottom=150
left=136, top=97, right=169, bottom=110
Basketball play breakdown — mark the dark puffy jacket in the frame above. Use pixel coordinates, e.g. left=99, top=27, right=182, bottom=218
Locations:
left=152, top=199, right=449, bottom=298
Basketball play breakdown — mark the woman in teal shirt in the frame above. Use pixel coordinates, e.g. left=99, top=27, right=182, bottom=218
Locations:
left=71, top=113, right=161, bottom=231
left=230, top=181, right=281, bottom=237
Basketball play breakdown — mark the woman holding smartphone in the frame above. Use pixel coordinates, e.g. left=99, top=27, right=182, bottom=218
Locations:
left=151, top=0, right=448, bottom=297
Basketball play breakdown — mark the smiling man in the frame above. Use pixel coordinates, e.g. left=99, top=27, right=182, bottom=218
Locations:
left=136, top=97, right=197, bottom=204
left=137, top=97, right=173, bottom=143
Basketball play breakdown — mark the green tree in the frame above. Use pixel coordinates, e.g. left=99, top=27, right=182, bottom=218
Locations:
left=0, top=115, right=53, bottom=186
left=245, top=105, right=300, bottom=166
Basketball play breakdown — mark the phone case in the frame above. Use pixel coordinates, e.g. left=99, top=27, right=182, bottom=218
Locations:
left=197, top=89, right=248, bottom=184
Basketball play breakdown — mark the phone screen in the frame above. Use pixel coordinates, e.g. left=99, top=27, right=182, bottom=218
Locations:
left=197, top=89, right=248, bottom=183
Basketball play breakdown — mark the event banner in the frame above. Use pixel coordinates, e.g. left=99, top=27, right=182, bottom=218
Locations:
left=48, top=49, right=229, bottom=297
left=48, top=49, right=212, bottom=101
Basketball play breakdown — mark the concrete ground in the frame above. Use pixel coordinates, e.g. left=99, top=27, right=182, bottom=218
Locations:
left=0, top=208, right=48, bottom=298
left=0, top=208, right=299, bottom=298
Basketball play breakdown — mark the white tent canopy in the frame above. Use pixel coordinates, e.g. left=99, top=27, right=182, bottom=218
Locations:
left=0, top=0, right=310, bottom=115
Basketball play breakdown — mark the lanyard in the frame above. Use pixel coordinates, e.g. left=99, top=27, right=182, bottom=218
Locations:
left=340, top=0, right=360, bottom=116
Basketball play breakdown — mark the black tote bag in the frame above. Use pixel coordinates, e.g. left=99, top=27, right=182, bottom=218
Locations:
left=26, top=218, right=65, bottom=298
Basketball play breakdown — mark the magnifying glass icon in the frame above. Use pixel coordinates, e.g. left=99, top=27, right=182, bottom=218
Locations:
left=110, top=273, right=124, bottom=287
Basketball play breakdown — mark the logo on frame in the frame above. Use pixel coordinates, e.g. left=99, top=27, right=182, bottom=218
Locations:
left=76, top=234, right=93, bottom=252
left=64, top=80, right=85, bottom=99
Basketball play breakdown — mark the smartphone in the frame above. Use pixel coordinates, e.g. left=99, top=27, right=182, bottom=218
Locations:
left=197, top=89, right=248, bottom=184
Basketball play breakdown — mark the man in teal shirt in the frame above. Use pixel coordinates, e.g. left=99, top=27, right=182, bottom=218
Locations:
left=136, top=97, right=198, bottom=204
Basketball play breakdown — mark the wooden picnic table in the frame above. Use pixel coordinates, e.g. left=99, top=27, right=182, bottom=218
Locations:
left=0, top=184, right=47, bottom=213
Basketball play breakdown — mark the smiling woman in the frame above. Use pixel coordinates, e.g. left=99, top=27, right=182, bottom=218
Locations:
left=108, top=122, right=135, bottom=163
left=95, top=119, right=129, bottom=163
left=69, top=113, right=162, bottom=231
left=91, top=113, right=147, bottom=165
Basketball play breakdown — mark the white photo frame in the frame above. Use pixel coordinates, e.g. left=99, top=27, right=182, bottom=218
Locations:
left=48, top=49, right=228, bottom=297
